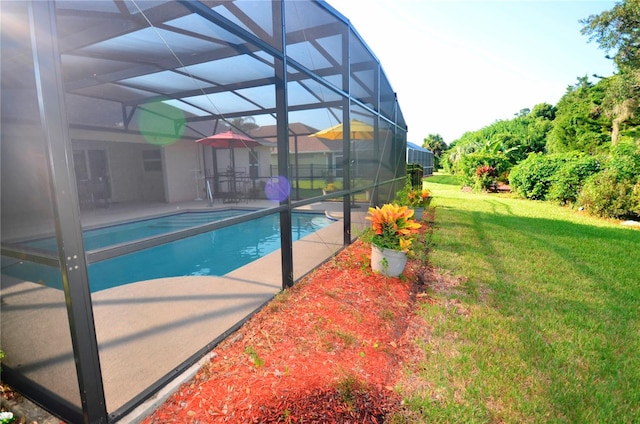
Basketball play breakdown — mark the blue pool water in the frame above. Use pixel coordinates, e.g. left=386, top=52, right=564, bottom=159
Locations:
left=2, top=211, right=331, bottom=292
left=25, top=209, right=250, bottom=251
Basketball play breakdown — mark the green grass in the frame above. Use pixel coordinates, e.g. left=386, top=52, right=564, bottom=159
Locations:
left=400, top=177, right=640, bottom=423
left=423, top=173, right=463, bottom=186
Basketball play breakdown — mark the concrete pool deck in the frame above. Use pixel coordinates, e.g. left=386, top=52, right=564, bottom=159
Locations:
left=1, top=199, right=369, bottom=421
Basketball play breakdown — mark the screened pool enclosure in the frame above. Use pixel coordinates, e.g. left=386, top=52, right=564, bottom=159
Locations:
left=0, top=1, right=409, bottom=422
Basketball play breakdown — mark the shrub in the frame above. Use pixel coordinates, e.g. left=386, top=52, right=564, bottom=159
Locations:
left=632, top=180, right=640, bottom=216
left=474, top=164, right=498, bottom=192
left=456, top=152, right=511, bottom=187
left=547, top=155, right=601, bottom=205
left=577, top=141, right=640, bottom=218
left=578, top=169, right=639, bottom=218
left=607, top=140, right=640, bottom=181
left=440, top=154, right=454, bottom=174
left=509, top=153, right=565, bottom=200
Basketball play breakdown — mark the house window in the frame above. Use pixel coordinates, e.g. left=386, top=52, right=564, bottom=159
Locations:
left=249, top=150, right=259, bottom=179
left=73, top=150, right=89, bottom=181
left=334, top=154, right=343, bottom=178
left=142, top=149, right=162, bottom=172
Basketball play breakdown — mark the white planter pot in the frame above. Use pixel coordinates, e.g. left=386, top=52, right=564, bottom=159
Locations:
left=370, top=245, right=407, bottom=277
left=413, top=207, right=424, bottom=220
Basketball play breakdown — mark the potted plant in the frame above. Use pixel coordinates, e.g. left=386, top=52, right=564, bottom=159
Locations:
left=322, top=183, right=337, bottom=196
left=396, top=178, right=431, bottom=220
left=364, top=203, right=421, bottom=277
left=406, top=187, right=431, bottom=219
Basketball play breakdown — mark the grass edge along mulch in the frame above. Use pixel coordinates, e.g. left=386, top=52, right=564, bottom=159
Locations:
left=142, top=214, right=436, bottom=424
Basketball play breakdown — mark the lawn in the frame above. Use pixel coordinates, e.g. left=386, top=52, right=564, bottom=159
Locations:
left=402, top=174, right=640, bottom=423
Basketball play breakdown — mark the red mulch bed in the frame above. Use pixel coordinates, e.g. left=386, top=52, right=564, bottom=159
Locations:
left=142, top=216, right=434, bottom=424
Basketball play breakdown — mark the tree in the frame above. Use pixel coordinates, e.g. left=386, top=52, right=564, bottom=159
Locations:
left=581, top=1, right=640, bottom=144
left=422, top=133, right=447, bottom=169
left=443, top=105, right=552, bottom=172
left=443, top=135, right=477, bottom=174
left=546, top=76, right=610, bottom=154
left=226, top=116, right=259, bottom=132
left=422, top=134, right=446, bottom=157
left=530, top=102, right=557, bottom=121
left=581, top=0, right=640, bottom=71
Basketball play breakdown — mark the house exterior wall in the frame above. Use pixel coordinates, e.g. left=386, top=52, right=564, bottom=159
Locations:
left=0, top=123, right=53, bottom=235
left=164, top=140, right=200, bottom=203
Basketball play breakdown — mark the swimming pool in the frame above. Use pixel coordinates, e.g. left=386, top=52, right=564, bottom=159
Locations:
left=2, top=210, right=332, bottom=292
left=24, top=209, right=252, bottom=251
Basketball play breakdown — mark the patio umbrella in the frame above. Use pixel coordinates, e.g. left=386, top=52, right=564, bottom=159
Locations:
left=195, top=130, right=261, bottom=172
left=311, top=119, right=376, bottom=183
left=309, top=119, right=375, bottom=141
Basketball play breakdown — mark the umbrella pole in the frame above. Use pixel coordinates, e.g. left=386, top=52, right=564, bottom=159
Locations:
left=212, top=147, right=218, bottom=199
left=198, top=144, right=211, bottom=200
left=229, top=145, right=237, bottom=202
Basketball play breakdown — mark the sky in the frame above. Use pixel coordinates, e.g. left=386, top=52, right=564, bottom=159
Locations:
left=327, top=0, right=618, bottom=145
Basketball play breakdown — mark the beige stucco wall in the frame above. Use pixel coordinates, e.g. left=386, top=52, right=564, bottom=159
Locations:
left=163, top=140, right=201, bottom=203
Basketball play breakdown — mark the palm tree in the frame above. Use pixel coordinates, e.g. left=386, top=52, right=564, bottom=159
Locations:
left=226, top=116, right=259, bottom=133
left=422, top=134, right=447, bottom=158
